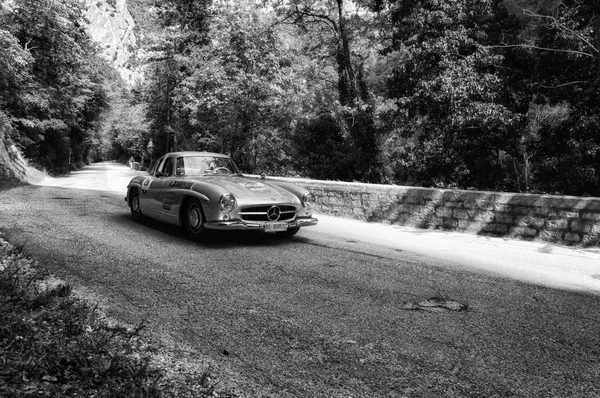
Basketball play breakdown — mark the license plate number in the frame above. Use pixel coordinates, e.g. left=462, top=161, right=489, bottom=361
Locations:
left=265, top=223, right=288, bottom=232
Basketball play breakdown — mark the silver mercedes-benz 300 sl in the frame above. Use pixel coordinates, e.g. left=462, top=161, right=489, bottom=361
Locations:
left=125, top=151, right=318, bottom=241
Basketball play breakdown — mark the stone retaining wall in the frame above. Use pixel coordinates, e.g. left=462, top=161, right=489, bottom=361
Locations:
left=269, top=177, right=600, bottom=247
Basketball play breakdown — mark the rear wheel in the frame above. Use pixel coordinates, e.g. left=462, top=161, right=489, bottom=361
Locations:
left=276, top=227, right=300, bottom=237
left=129, top=188, right=143, bottom=221
left=184, top=198, right=207, bottom=241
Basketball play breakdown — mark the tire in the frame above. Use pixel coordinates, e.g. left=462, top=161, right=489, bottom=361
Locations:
left=184, top=198, right=207, bottom=242
left=129, top=188, right=143, bottom=221
left=276, top=227, right=300, bottom=237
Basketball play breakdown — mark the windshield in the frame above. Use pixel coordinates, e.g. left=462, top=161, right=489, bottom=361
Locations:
left=175, top=156, right=241, bottom=177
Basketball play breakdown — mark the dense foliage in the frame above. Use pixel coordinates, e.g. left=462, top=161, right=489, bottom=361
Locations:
left=2, top=0, right=600, bottom=196
left=136, top=0, right=600, bottom=195
left=0, top=0, right=117, bottom=174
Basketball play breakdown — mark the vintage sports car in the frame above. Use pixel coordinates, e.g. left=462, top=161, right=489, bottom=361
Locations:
left=125, top=151, right=318, bottom=241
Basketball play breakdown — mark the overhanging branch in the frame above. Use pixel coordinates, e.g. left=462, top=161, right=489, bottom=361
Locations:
left=522, top=8, right=599, bottom=54
left=483, top=43, right=594, bottom=58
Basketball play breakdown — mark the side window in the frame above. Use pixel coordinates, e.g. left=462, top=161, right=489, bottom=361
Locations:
left=151, top=157, right=165, bottom=176
left=160, top=157, right=174, bottom=177
left=148, top=161, right=158, bottom=176
left=176, top=157, right=185, bottom=176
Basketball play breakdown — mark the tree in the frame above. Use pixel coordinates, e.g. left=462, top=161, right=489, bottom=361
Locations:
left=271, top=0, right=387, bottom=181
left=381, top=0, right=522, bottom=189
left=141, top=0, right=211, bottom=160
left=498, top=0, right=600, bottom=195
left=0, top=29, right=34, bottom=113
left=0, top=0, right=110, bottom=173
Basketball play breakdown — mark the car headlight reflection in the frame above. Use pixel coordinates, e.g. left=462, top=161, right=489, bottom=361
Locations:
left=219, top=193, right=237, bottom=212
left=302, top=192, right=316, bottom=209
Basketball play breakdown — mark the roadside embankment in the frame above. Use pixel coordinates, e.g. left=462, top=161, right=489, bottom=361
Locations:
left=267, top=177, right=600, bottom=247
left=0, top=233, right=234, bottom=398
left=0, top=119, right=45, bottom=185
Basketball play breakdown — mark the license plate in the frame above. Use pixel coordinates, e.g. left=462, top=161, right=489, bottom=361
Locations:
left=265, top=223, right=288, bottom=232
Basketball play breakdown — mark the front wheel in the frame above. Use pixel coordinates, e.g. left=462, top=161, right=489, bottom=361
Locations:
left=184, top=198, right=207, bottom=242
left=129, top=188, right=143, bottom=222
left=276, top=227, right=300, bottom=237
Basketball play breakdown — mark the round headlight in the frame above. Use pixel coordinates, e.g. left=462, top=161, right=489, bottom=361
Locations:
left=302, top=192, right=316, bottom=209
left=219, top=193, right=237, bottom=212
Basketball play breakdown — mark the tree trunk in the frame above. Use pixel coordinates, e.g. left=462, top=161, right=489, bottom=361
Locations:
left=335, top=0, right=357, bottom=106
left=595, top=15, right=600, bottom=82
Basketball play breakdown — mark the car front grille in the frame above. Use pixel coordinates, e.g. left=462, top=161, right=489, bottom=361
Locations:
left=239, top=205, right=297, bottom=222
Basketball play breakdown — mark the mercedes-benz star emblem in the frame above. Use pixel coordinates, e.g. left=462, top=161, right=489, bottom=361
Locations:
left=267, top=205, right=281, bottom=221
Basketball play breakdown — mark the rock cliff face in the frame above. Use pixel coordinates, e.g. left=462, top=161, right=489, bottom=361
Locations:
left=0, top=117, right=38, bottom=183
left=84, top=0, right=139, bottom=84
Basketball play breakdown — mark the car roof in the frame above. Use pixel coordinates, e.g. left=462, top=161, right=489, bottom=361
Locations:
left=166, top=151, right=230, bottom=158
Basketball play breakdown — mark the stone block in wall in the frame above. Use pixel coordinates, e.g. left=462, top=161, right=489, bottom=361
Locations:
left=546, top=209, right=580, bottom=218
left=413, top=215, right=435, bottom=229
left=435, top=207, right=453, bottom=218
left=470, top=211, right=495, bottom=222
left=457, top=220, right=487, bottom=233
left=481, top=223, right=509, bottom=234
left=384, top=210, right=400, bottom=223
left=570, top=220, right=594, bottom=234
left=547, top=219, right=569, bottom=231
left=452, top=209, right=470, bottom=220
left=317, top=204, right=329, bottom=213
left=377, top=194, right=392, bottom=204
left=563, top=232, right=582, bottom=244
left=331, top=205, right=346, bottom=215
left=350, top=194, right=362, bottom=207
left=461, top=195, right=497, bottom=210
left=495, top=212, right=514, bottom=224
left=428, top=216, right=444, bottom=229
left=352, top=207, right=366, bottom=218
left=493, top=194, right=520, bottom=205
left=515, top=216, right=546, bottom=229
left=512, top=206, right=536, bottom=215
left=398, top=191, right=422, bottom=204
left=442, top=218, right=458, bottom=229
left=509, top=226, right=539, bottom=239
left=581, top=232, right=600, bottom=247
left=494, top=204, right=512, bottom=213
left=580, top=212, right=600, bottom=221
left=399, top=203, right=423, bottom=215
left=329, top=196, right=346, bottom=206
left=538, top=230, right=563, bottom=243
left=390, top=213, right=413, bottom=225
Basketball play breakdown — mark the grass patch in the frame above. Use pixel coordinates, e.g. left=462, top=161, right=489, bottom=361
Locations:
left=0, top=235, right=237, bottom=398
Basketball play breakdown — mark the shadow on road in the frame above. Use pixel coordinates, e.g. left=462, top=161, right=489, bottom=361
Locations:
left=116, top=212, right=302, bottom=249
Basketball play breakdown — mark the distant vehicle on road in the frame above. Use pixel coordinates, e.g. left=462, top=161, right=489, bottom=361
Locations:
left=125, top=151, right=318, bottom=241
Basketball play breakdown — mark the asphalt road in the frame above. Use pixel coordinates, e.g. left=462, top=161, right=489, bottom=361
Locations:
left=1, top=162, right=600, bottom=397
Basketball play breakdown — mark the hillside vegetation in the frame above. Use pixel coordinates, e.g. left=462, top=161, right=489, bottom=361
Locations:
left=1, top=0, right=600, bottom=196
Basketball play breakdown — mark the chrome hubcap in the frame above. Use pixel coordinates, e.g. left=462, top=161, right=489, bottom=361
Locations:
left=132, top=196, right=139, bottom=212
left=189, top=207, right=201, bottom=230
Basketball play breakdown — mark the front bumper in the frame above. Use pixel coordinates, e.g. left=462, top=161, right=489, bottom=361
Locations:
left=204, top=217, right=318, bottom=231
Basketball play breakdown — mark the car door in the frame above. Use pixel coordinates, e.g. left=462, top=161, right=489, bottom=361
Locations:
left=156, top=157, right=185, bottom=220
left=139, top=156, right=170, bottom=217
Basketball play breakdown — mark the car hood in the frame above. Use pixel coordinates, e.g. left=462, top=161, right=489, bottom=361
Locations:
left=196, top=175, right=296, bottom=201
